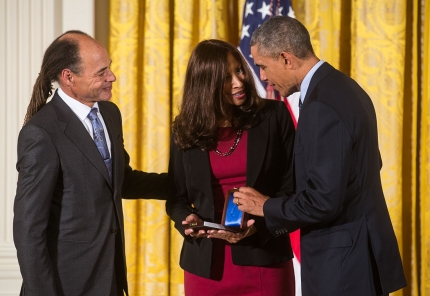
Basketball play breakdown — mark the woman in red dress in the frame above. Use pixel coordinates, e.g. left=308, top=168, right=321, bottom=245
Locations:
left=167, top=39, right=295, bottom=296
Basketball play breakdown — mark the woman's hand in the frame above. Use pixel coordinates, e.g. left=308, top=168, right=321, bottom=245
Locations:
left=182, top=214, right=207, bottom=238
left=206, top=219, right=256, bottom=243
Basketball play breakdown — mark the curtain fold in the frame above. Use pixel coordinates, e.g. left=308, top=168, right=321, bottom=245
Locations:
left=292, top=0, right=343, bottom=70
left=420, top=1, right=430, bottom=294
left=107, top=0, right=428, bottom=295
left=172, top=0, right=240, bottom=113
left=409, top=0, right=419, bottom=295
left=109, top=1, right=171, bottom=295
left=350, top=5, right=406, bottom=288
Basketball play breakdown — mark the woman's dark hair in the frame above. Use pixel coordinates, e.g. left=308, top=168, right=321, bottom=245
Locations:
left=172, top=39, right=264, bottom=150
left=23, top=30, right=88, bottom=125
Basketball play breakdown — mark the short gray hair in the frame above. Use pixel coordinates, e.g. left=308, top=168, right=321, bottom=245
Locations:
left=250, top=16, right=314, bottom=60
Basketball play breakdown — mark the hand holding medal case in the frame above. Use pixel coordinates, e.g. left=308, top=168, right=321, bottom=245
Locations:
left=183, top=189, right=247, bottom=233
left=221, top=189, right=247, bottom=232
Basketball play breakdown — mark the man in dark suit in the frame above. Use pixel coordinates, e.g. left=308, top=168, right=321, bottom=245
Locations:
left=234, top=16, right=407, bottom=296
left=13, top=30, right=167, bottom=296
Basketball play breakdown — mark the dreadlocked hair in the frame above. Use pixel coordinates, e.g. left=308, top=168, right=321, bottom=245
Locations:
left=23, top=30, right=88, bottom=125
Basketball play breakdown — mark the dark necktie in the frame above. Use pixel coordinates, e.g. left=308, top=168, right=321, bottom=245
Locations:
left=87, top=108, right=112, bottom=181
left=299, top=98, right=303, bottom=111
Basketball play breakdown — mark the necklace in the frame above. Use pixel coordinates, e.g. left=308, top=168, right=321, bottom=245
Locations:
left=214, top=129, right=243, bottom=156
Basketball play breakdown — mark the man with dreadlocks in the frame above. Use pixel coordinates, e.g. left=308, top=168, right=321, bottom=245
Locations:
left=13, top=30, right=167, bottom=296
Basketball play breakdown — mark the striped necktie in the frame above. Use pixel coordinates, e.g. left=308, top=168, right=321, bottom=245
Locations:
left=87, top=108, right=112, bottom=181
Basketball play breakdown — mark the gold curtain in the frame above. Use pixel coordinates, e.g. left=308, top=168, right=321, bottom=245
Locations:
left=108, top=0, right=429, bottom=295
left=109, top=1, right=172, bottom=295
left=420, top=1, right=430, bottom=295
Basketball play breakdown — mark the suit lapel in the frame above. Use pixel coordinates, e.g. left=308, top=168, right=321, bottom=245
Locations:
left=184, top=148, right=215, bottom=218
left=246, top=113, right=269, bottom=187
left=50, top=94, right=113, bottom=189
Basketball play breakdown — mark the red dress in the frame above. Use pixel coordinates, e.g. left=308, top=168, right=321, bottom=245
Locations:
left=184, top=127, right=294, bottom=296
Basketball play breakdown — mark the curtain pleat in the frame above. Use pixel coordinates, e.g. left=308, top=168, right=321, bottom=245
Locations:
left=420, top=0, right=430, bottom=294
left=109, top=1, right=171, bottom=295
left=292, top=0, right=343, bottom=70
left=107, top=1, right=428, bottom=295
left=351, top=4, right=406, bottom=293
left=410, top=0, right=419, bottom=295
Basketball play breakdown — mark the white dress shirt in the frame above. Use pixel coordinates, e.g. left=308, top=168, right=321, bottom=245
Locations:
left=57, top=87, right=112, bottom=154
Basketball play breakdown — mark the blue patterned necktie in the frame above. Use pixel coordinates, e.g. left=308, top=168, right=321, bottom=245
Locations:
left=87, top=108, right=112, bottom=181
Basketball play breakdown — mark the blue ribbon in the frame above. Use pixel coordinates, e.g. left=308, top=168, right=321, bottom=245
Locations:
left=224, top=191, right=243, bottom=227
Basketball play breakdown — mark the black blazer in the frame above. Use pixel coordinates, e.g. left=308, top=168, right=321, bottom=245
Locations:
left=13, top=92, right=168, bottom=296
left=264, top=63, right=407, bottom=295
left=166, top=100, right=295, bottom=279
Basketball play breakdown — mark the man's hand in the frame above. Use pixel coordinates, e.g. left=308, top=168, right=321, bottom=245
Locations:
left=233, top=187, right=269, bottom=217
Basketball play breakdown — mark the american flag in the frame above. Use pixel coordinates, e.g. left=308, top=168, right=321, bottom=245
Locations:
left=239, top=1, right=301, bottom=295
left=239, top=0, right=300, bottom=127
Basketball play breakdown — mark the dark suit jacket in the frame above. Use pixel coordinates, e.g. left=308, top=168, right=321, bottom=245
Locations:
left=264, top=63, right=407, bottom=295
left=166, top=100, right=295, bottom=279
left=13, top=92, right=168, bottom=296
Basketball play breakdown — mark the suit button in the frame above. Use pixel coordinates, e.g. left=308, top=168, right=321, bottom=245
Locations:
left=111, top=228, right=117, bottom=234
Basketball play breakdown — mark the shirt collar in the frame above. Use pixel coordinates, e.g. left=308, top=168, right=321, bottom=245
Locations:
left=57, top=87, right=99, bottom=120
left=300, top=60, right=325, bottom=104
